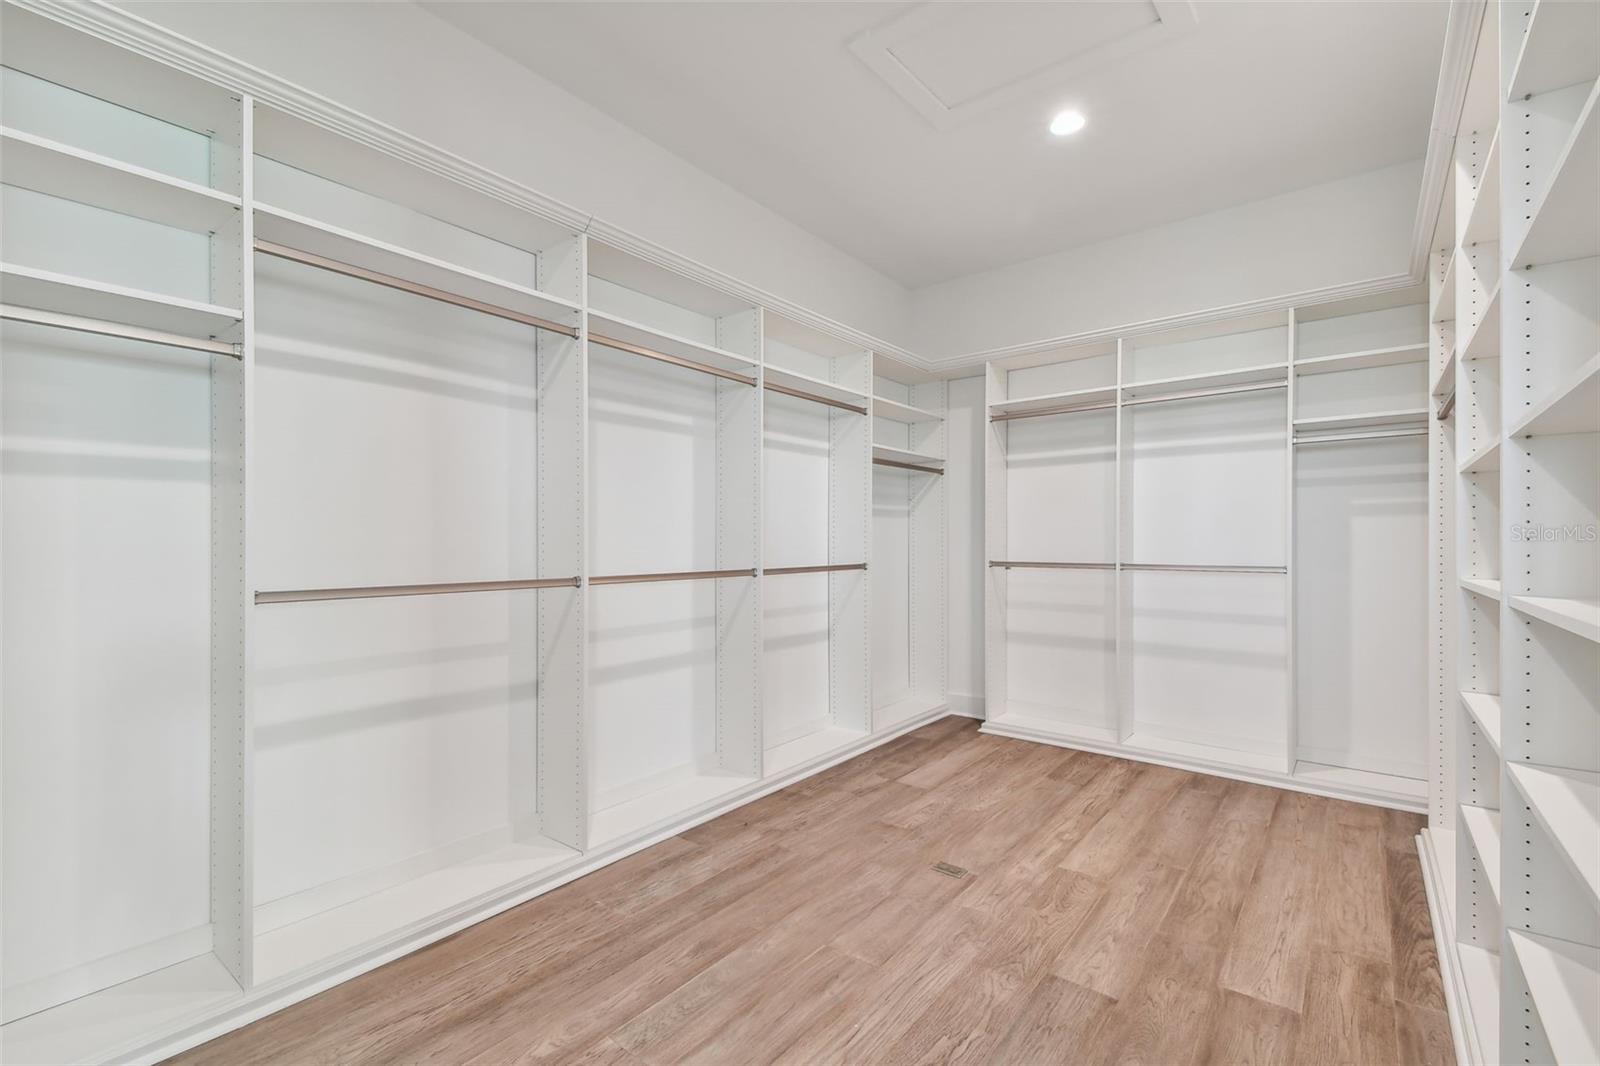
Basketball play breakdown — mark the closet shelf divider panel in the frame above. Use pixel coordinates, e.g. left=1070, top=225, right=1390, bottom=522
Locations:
left=1, top=127, right=242, bottom=232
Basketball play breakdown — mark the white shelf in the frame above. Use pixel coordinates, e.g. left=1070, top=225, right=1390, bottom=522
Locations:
left=1292, top=761, right=1428, bottom=803
left=0, top=954, right=242, bottom=1066
left=1459, top=279, right=1501, bottom=362
left=0, top=127, right=241, bottom=233
left=1433, top=344, right=1458, bottom=399
left=1461, top=691, right=1503, bottom=754
left=1294, top=408, right=1430, bottom=434
left=764, top=725, right=869, bottom=777
left=1510, top=354, right=1600, bottom=437
left=763, top=363, right=869, bottom=407
left=872, top=395, right=943, bottom=424
left=1507, top=762, right=1600, bottom=912
left=588, top=771, right=756, bottom=850
left=1462, top=129, right=1501, bottom=247
left=872, top=443, right=944, bottom=468
left=1434, top=253, right=1458, bottom=323
left=586, top=308, right=759, bottom=377
left=1511, top=80, right=1599, bottom=269
left=1505, top=929, right=1600, bottom=1066
left=1459, top=437, right=1502, bottom=474
left=1461, top=577, right=1503, bottom=601
left=253, top=204, right=581, bottom=328
left=1459, top=804, right=1503, bottom=907
left=1509, top=595, right=1600, bottom=643
left=0, top=262, right=242, bottom=337
left=1507, top=0, right=1600, bottom=101
left=252, top=834, right=580, bottom=985
left=1293, top=343, right=1427, bottom=376
left=872, top=693, right=947, bottom=732
left=987, top=383, right=1117, bottom=416
left=984, top=707, right=1121, bottom=747
left=1120, top=362, right=1287, bottom=400
left=1126, top=731, right=1286, bottom=774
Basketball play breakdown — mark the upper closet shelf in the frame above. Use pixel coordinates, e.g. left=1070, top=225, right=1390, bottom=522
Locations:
left=873, top=395, right=943, bottom=423
left=1506, top=762, right=1600, bottom=912
left=1433, top=346, right=1458, bottom=400
left=763, top=364, right=869, bottom=410
left=1459, top=437, right=1502, bottom=475
left=1459, top=280, right=1501, bottom=362
left=1460, top=577, right=1503, bottom=601
left=872, top=443, right=944, bottom=469
left=1293, top=408, right=1429, bottom=434
left=0, top=263, right=242, bottom=337
left=1120, top=362, right=1287, bottom=400
left=988, top=383, right=1117, bottom=418
left=253, top=205, right=581, bottom=331
left=1511, top=80, right=1598, bottom=269
left=1462, top=129, right=1501, bottom=247
left=1294, top=343, right=1427, bottom=375
left=587, top=309, right=759, bottom=379
left=0, top=127, right=241, bottom=233
left=1505, top=930, right=1600, bottom=1066
left=1507, top=0, right=1600, bottom=101
left=1508, top=595, right=1600, bottom=643
left=1510, top=354, right=1600, bottom=437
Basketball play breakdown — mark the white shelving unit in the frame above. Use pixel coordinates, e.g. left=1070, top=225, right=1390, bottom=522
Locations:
left=982, top=296, right=1430, bottom=809
left=1422, top=5, right=1600, bottom=1064
left=0, top=7, right=950, bottom=1062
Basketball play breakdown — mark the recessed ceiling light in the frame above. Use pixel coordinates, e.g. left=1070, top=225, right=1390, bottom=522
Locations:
left=1050, top=109, right=1087, bottom=137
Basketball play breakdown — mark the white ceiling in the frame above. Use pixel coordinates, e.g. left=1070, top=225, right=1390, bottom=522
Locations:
left=423, top=1, right=1448, bottom=289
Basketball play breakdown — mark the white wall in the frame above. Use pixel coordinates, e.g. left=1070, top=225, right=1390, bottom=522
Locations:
left=115, top=0, right=915, bottom=350
left=913, top=161, right=1421, bottom=361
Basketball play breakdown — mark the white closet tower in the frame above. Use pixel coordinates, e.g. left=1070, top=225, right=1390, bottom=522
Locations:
left=1420, top=3, right=1600, bottom=1064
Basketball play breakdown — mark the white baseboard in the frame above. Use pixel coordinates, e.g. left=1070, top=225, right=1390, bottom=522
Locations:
left=946, top=692, right=985, bottom=718
left=1418, top=827, right=1484, bottom=1066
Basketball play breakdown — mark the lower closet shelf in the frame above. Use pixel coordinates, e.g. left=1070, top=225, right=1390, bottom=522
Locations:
left=1458, top=941, right=1503, bottom=1064
left=588, top=772, right=757, bottom=851
left=765, top=725, right=869, bottom=777
left=1506, top=929, right=1600, bottom=1066
left=872, top=693, right=947, bottom=732
left=253, top=835, right=582, bottom=986
left=0, top=955, right=242, bottom=1066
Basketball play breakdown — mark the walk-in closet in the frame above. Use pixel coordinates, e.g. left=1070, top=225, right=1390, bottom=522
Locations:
left=0, top=1, right=1590, bottom=1063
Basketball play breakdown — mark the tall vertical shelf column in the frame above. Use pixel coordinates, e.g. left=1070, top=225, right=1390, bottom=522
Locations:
left=1498, top=2, right=1600, bottom=1062
left=584, top=242, right=762, bottom=848
left=759, top=315, right=873, bottom=773
left=870, top=356, right=947, bottom=731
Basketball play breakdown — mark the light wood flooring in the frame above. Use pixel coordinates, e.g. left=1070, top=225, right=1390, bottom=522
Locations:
left=172, top=718, right=1453, bottom=1065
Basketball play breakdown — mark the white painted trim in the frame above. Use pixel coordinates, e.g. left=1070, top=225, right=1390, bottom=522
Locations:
left=1419, top=828, right=1482, bottom=1066
left=100, top=706, right=954, bottom=1066
left=1411, top=1, right=1488, bottom=277
left=981, top=718, right=1427, bottom=813
left=946, top=691, right=985, bottom=718
left=1, top=924, right=213, bottom=1027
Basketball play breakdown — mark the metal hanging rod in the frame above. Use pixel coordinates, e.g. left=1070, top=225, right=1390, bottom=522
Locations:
left=589, top=567, right=756, bottom=587
left=1, top=304, right=240, bottom=358
left=253, top=239, right=579, bottom=338
left=1121, top=380, right=1287, bottom=408
left=764, top=563, right=868, bottom=576
left=989, top=560, right=1115, bottom=571
left=1294, top=427, right=1429, bottom=446
left=763, top=380, right=867, bottom=415
left=256, top=575, right=580, bottom=605
left=873, top=457, right=944, bottom=476
left=588, top=332, right=757, bottom=387
left=1123, top=562, right=1287, bottom=575
left=991, top=400, right=1117, bottom=423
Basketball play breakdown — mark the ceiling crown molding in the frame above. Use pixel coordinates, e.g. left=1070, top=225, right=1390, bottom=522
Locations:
left=9, top=0, right=930, bottom=370
left=1409, top=0, right=1486, bottom=274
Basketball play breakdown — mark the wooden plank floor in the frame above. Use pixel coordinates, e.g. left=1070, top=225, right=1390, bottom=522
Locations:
left=172, top=719, right=1453, bottom=1065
